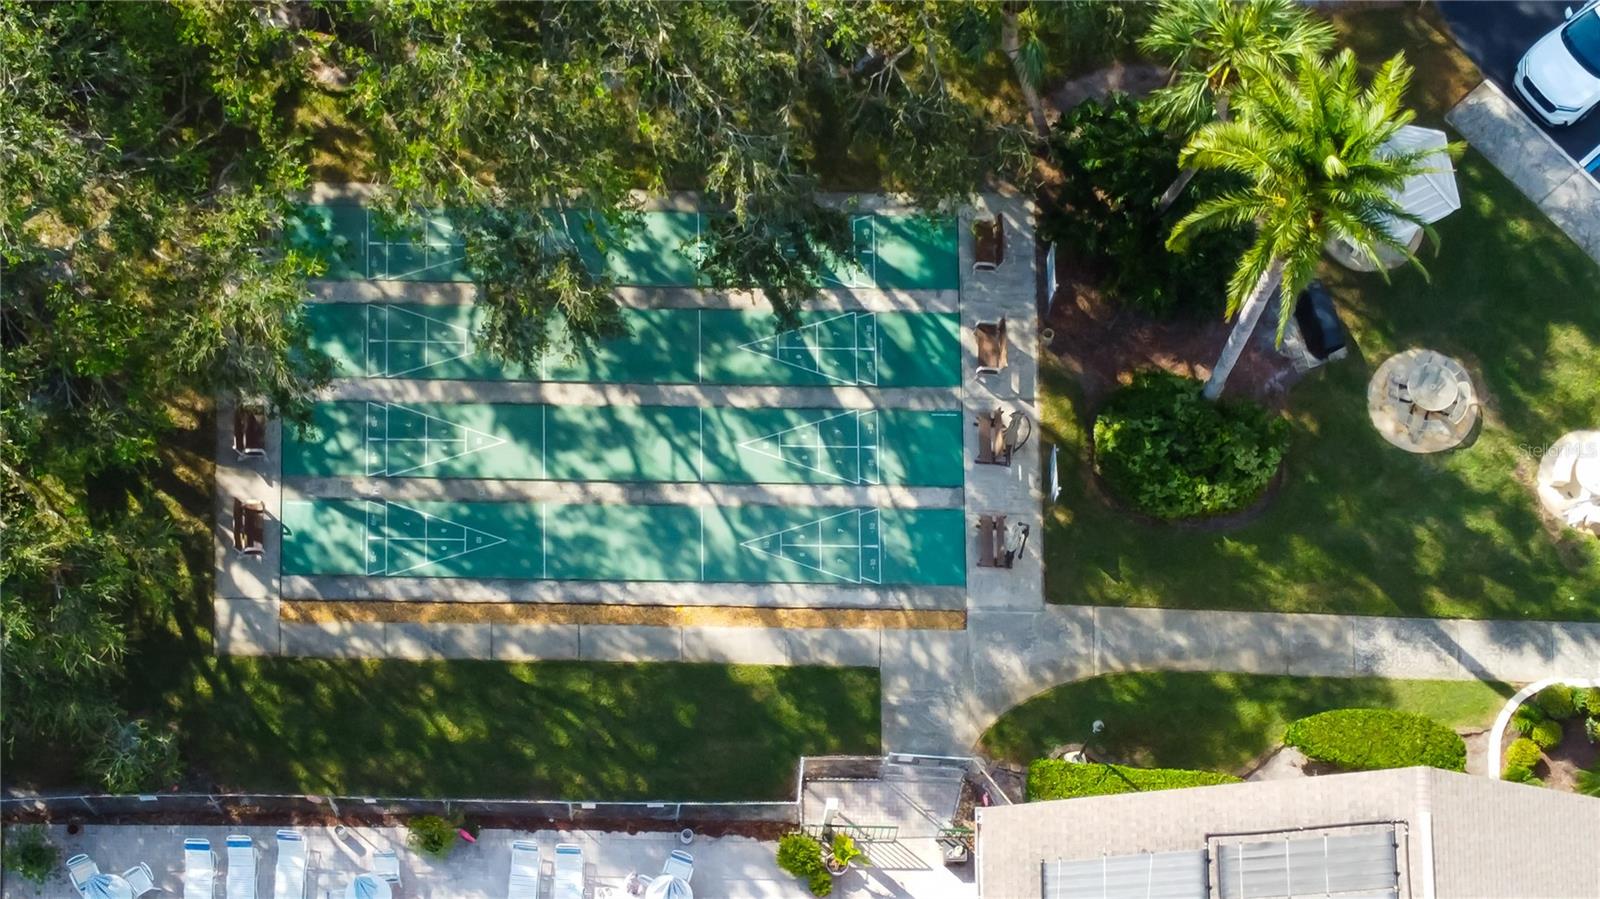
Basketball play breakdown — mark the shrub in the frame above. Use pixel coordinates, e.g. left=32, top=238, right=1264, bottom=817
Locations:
left=1283, top=709, right=1465, bottom=772
left=1534, top=684, right=1578, bottom=719
left=777, top=833, right=831, bottom=897
left=2, top=826, right=59, bottom=885
left=1579, top=687, right=1600, bottom=715
left=1093, top=371, right=1289, bottom=520
left=1511, top=702, right=1545, bottom=736
left=406, top=815, right=460, bottom=860
left=1027, top=759, right=1240, bottom=801
left=1577, top=764, right=1600, bottom=798
left=1041, top=94, right=1248, bottom=317
left=86, top=719, right=182, bottom=793
left=829, top=832, right=865, bottom=867
left=1501, top=764, right=1543, bottom=786
left=1585, top=717, right=1600, bottom=745
left=1529, top=718, right=1564, bottom=750
left=1503, top=737, right=1543, bottom=771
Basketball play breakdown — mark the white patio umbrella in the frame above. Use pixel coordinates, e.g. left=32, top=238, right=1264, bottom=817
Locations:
left=84, top=874, right=133, bottom=899
left=1379, top=125, right=1461, bottom=246
left=644, top=874, right=694, bottom=899
left=346, top=874, right=393, bottom=899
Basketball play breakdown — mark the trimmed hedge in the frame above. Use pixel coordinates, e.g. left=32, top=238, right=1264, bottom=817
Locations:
left=1283, top=709, right=1465, bottom=772
left=1503, top=736, right=1543, bottom=771
left=1529, top=719, right=1564, bottom=750
left=1027, top=759, right=1240, bottom=801
left=1093, top=371, right=1289, bottom=520
left=1534, top=685, right=1578, bottom=719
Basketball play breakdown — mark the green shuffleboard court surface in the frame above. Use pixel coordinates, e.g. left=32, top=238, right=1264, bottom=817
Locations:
left=280, top=500, right=965, bottom=586
left=307, top=304, right=961, bottom=387
left=284, top=402, right=964, bottom=487
left=287, top=206, right=960, bottom=291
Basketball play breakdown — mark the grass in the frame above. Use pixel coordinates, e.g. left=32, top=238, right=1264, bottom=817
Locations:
left=978, top=672, right=1509, bottom=774
left=1044, top=151, right=1600, bottom=620
left=3, top=404, right=881, bottom=802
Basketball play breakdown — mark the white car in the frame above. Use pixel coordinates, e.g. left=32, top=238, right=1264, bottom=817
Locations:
left=1514, top=0, right=1600, bottom=126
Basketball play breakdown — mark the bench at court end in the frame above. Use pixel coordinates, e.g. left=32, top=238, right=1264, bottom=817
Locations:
left=974, top=317, right=1007, bottom=375
left=233, top=498, right=266, bottom=557
left=232, top=405, right=268, bottom=459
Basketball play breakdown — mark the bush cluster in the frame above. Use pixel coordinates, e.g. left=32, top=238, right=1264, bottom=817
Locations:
left=1026, top=759, right=1240, bottom=801
left=1503, top=737, right=1543, bottom=771
left=1282, top=709, right=1466, bottom=772
left=1534, top=684, right=1578, bottom=719
left=1093, top=371, right=1290, bottom=520
left=777, top=833, right=832, bottom=897
left=1042, top=95, right=1248, bottom=317
left=1529, top=719, right=1565, bottom=750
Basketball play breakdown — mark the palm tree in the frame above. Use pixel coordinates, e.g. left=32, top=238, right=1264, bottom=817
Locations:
left=1168, top=49, right=1446, bottom=401
left=1140, top=0, right=1335, bottom=213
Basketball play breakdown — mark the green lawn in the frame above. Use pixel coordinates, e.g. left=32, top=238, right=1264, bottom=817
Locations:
left=979, top=672, right=1509, bottom=774
left=1044, top=149, right=1600, bottom=621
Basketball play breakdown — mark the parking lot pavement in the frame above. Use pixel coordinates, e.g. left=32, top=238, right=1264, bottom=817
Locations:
left=1438, top=0, right=1600, bottom=172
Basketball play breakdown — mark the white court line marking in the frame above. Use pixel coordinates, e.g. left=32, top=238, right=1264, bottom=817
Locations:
left=364, top=500, right=507, bottom=576
left=736, top=312, right=879, bottom=386
left=736, top=410, right=872, bottom=484
left=697, top=309, right=703, bottom=384
left=366, top=306, right=473, bottom=378
left=363, top=403, right=506, bottom=477
left=541, top=503, right=548, bottom=579
left=541, top=404, right=547, bottom=480
left=740, top=508, right=880, bottom=584
left=698, top=407, right=705, bottom=482
left=700, top=506, right=706, bottom=582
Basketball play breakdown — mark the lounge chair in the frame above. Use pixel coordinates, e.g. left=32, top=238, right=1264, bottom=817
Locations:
left=185, top=838, right=216, bottom=899
left=662, top=849, right=694, bottom=882
left=125, top=863, right=157, bottom=898
left=233, top=406, right=268, bottom=459
left=66, top=854, right=100, bottom=897
left=553, top=843, right=584, bottom=899
left=227, top=835, right=256, bottom=899
left=372, top=849, right=401, bottom=885
left=233, top=498, right=266, bottom=556
left=507, top=840, right=542, bottom=899
left=273, top=830, right=307, bottom=899
left=974, top=318, right=1008, bottom=375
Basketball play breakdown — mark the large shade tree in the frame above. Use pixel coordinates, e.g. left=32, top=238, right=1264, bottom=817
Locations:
left=1140, top=0, right=1335, bottom=213
left=1167, top=49, right=1446, bottom=400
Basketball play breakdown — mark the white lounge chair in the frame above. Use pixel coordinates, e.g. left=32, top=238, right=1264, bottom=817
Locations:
left=553, top=843, right=584, bottom=899
left=273, top=830, right=307, bottom=899
left=185, top=838, right=216, bottom=899
left=125, top=863, right=158, bottom=898
left=227, top=834, right=257, bottom=899
left=372, top=849, right=401, bottom=885
left=66, top=854, right=100, bottom=897
left=507, top=840, right=541, bottom=899
left=662, top=849, right=693, bottom=882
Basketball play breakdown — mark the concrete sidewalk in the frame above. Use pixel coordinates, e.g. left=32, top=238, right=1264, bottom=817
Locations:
left=1447, top=80, right=1600, bottom=265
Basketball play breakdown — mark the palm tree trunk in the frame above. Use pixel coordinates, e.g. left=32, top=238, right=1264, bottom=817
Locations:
left=1156, top=93, right=1231, bottom=215
left=1202, top=256, right=1284, bottom=401
left=1000, top=10, right=1050, bottom=138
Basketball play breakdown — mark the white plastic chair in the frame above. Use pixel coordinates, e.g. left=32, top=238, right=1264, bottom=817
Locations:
left=185, top=838, right=216, bottom=899
left=553, top=843, right=584, bottom=899
left=372, top=849, right=401, bottom=885
left=662, top=849, right=693, bottom=882
left=66, top=854, right=100, bottom=897
left=227, top=834, right=257, bottom=899
left=273, top=830, right=307, bottom=899
left=124, top=863, right=157, bottom=898
left=507, top=840, right=541, bottom=899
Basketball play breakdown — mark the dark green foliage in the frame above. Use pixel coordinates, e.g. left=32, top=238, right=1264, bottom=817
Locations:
left=1511, top=701, right=1546, bottom=736
left=1, top=826, right=59, bottom=886
left=1093, top=371, right=1289, bottom=519
left=1534, top=684, right=1578, bottom=719
left=1502, top=737, right=1543, bottom=771
left=1529, top=719, right=1564, bottom=751
left=84, top=720, right=182, bottom=793
left=1026, top=759, right=1240, bottom=800
left=406, top=815, right=461, bottom=860
left=1577, top=764, right=1600, bottom=797
left=1283, top=709, right=1466, bottom=772
left=1041, top=95, right=1247, bottom=316
left=777, top=833, right=832, bottom=896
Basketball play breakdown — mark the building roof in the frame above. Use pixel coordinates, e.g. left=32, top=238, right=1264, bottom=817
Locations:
left=976, top=767, right=1600, bottom=899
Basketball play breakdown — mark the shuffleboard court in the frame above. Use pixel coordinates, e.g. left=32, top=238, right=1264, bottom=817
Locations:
left=283, top=402, right=964, bottom=487
left=288, top=206, right=960, bottom=290
left=280, top=499, right=965, bottom=586
left=306, top=304, right=961, bottom=387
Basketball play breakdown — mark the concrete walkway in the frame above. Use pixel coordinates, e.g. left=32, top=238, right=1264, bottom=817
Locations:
left=1447, top=80, right=1600, bottom=265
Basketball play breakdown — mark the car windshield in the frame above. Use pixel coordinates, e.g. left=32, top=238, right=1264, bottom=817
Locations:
left=1563, top=7, right=1600, bottom=76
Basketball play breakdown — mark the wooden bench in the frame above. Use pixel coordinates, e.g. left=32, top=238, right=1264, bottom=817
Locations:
left=233, top=406, right=267, bottom=459
left=974, top=317, right=1008, bottom=375
left=975, top=514, right=1009, bottom=569
left=972, top=215, right=1005, bottom=272
left=233, top=498, right=266, bottom=556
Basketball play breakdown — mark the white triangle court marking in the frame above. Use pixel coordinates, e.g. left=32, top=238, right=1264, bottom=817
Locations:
left=365, top=305, right=474, bottom=378
left=363, top=500, right=508, bottom=576
left=740, top=508, right=881, bottom=584
left=363, top=402, right=507, bottom=477
left=737, top=410, right=866, bottom=484
left=736, top=312, right=876, bottom=386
